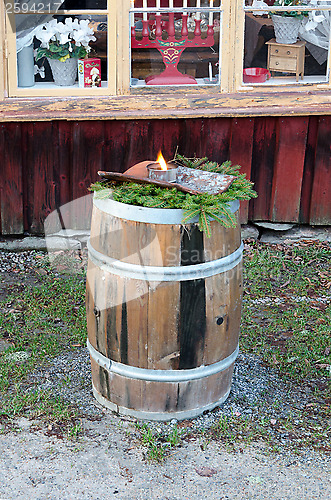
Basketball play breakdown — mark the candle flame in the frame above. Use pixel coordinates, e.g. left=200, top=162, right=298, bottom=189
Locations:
left=156, top=151, right=168, bottom=171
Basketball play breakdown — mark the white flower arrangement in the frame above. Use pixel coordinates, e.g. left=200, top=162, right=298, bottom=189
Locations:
left=35, top=18, right=96, bottom=62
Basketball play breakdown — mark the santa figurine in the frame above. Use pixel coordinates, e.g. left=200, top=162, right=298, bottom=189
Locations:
left=90, top=67, right=101, bottom=87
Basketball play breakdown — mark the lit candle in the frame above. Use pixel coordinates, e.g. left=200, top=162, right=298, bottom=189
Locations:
left=130, top=0, right=134, bottom=26
left=209, top=62, right=213, bottom=82
left=196, top=0, right=201, bottom=21
left=143, top=0, right=147, bottom=21
left=209, top=0, right=213, bottom=25
left=147, top=152, right=178, bottom=183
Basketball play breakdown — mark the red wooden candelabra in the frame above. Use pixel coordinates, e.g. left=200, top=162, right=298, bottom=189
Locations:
left=131, top=12, right=215, bottom=85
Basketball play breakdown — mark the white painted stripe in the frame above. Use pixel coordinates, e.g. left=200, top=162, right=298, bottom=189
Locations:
left=87, top=240, right=243, bottom=282
left=93, top=196, right=240, bottom=224
left=87, top=339, right=239, bottom=383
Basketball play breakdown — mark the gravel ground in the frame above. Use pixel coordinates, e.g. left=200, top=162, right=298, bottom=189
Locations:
left=0, top=247, right=330, bottom=499
left=25, top=347, right=330, bottom=464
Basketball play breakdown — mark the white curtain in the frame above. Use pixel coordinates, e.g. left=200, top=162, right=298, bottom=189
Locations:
left=15, top=1, right=62, bottom=52
left=299, top=0, right=331, bottom=64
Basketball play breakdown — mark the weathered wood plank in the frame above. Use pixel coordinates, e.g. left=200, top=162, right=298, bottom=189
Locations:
left=202, top=118, right=232, bottom=164
left=57, top=121, right=73, bottom=207
left=299, top=116, right=319, bottom=223
left=176, top=367, right=234, bottom=412
left=106, top=274, right=125, bottom=364
left=203, top=217, right=241, bottom=262
left=125, top=278, right=149, bottom=368
left=180, top=118, right=205, bottom=158
left=71, top=121, right=104, bottom=228
left=179, top=225, right=206, bottom=370
left=85, top=261, right=98, bottom=351
left=146, top=118, right=182, bottom=161
left=147, top=282, right=181, bottom=370
left=0, top=91, right=330, bottom=122
left=22, top=122, right=56, bottom=234
left=116, top=214, right=150, bottom=368
left=107, top=374, right=143, bottom=411
left=271, top=117, right=308, bottom=222
left=229, top=118, right=255, bottom=224
left=103, top=121, right=128, bottom=172
left=309, top=116, right=331, bottom=225
left=143, top=380, right=179, bottom=413
left=0, top=123, right=23, bottom=234
left=124, top=120, right=151, bottom=168
left=249, top=117, right=277, bottom=221
left=203, top=261, right=242, bottom=366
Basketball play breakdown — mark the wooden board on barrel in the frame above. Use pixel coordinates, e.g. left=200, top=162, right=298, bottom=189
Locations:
left=86, top=194, right=243, bottom=421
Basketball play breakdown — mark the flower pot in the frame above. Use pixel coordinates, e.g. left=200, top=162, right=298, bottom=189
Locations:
left=271, top=14, right=302, bottom=44
left=48, top=57, right=78, bottom=86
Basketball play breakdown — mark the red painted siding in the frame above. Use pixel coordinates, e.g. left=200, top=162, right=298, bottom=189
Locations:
left=0, top=116, right=330, bottom=235
left=270, top=117, right=308, bottom=222
left=309, top=117, right=331, bottom=224
left=229, top=118, right=254, bottom=224
left=0, top=123, right=24, bottom=235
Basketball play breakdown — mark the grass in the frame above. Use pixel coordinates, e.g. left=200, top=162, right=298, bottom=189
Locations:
left=0, top=255, right=86, bottom=436
left=133, top=240, right=331, bottom=460
left=0, top=240, right=330, bottom=455
left=135, top=422, right=185, bottom=462
left=241, top=241, right=331, bottom=381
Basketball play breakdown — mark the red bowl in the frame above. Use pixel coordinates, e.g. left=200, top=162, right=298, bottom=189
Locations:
left=243, top=68, right=270, bottom=83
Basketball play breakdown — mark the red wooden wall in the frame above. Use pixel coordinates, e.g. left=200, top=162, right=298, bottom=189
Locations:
left=0, top=115, right=330, bottom=235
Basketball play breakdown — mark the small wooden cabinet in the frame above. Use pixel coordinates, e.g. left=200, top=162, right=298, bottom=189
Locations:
left=266, top=39, right=306, bottom=82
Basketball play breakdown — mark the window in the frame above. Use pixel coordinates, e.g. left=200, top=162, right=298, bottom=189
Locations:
left=5, top=0, right=116, bottom=96
left=129, top=1, right=222, bottom=88
left=243, top=1, right=331, bottom=88
left=2, top=0, right=331, bottom=99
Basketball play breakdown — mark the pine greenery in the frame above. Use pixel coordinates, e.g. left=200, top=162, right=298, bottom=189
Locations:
left=90, top=155, right=257, bottom=237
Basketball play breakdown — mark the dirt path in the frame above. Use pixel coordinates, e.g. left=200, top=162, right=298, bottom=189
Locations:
left=1, top=413, right=330, bottom=500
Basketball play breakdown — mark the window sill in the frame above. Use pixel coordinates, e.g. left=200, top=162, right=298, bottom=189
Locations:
left=0, top=88, right=330, bottom=122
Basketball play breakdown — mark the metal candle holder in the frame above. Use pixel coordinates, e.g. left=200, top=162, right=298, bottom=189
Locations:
left=147, top=162, right=178, bottom=182
left=131, top=11, right=215, bottom=85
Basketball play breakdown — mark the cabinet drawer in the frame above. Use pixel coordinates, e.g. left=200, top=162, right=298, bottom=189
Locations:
left=270, top=45, right=299, bottom=57
left=269, top=56, right=297, bottom=72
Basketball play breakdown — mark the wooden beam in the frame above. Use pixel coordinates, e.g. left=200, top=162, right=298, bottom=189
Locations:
left=0, top=90, right=330, bottom=122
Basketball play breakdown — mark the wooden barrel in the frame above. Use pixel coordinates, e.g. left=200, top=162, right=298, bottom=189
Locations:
left=86, top=196, right=243, bottom=421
